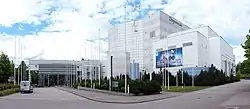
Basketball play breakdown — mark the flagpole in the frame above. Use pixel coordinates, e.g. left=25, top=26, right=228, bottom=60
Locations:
left=164, top=36, right=168, bottom=88
left=90, top=36, right=93, bottom=88
left=20, top=38, right=23, bottom=82
left=14, top=36, right=16, bottom=85
left=84, top=40, right=87, bottom=87
left=69, top=61, right=71, bottom=87
left=17, top=37, right=20, bottom=85
left=176, top=47, right=178, bottom=87
left=75, top=60, right=77, bottom=86
left=68, top=63, right=69, bottom=87
left=98, top=29, right=101, bottom=86
left=167, top=37, right=169, bottom=90
left=124, top=5, right=127, bottom=94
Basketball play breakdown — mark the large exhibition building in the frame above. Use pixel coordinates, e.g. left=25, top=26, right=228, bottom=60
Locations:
left=108, top=11, right=236, bottom=77
left=27, top=11, right=236, bottom=84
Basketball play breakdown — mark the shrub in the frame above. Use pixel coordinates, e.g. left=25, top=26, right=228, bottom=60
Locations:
left=80, top=80, right=110, bottom=90
left=96, top=80, right=109, bottom=90
left=130, top=80, right=143, bottom=96
left=141, top=80, right=161, bottom=95
left=72, top=84, right=78, bottom=89
left=0, top=84, right=19, bottom=91
left=0, top=88, right=19, bottom=97
left=130, top=80, right=161, bottom=96
left=80, top=81, right=92, bottom=88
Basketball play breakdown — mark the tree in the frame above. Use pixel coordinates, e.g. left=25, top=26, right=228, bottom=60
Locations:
left=177, top=71, right=191, bottom=86
left=236, top=62, right=241, bottom=74
left=31, top=71, right=38, bottom=84
left=142, top=72, right=150, bottom=81
left=241, top=30, right=250, bottom=75
left=18, top=61, right=28, bottom=81
left=0, top=52, right=13, bottom=83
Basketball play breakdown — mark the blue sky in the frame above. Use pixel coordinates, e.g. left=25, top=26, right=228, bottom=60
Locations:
left=0, top=0, right=249, bottom=64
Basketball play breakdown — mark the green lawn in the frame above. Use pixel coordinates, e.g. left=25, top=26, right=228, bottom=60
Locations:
left=162, top=86, right=211, bottom=92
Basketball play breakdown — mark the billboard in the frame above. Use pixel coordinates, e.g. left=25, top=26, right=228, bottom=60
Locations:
left=156, top=47, right=183, bottom=68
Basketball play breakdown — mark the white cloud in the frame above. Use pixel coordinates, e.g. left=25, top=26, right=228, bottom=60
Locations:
left=164, top=0, right=250, bottom=42
left=231, top=45, right=246, bottom=64
left=0, top=0, right=249, bottom=64
left=0, top=0, right=112, bottom=64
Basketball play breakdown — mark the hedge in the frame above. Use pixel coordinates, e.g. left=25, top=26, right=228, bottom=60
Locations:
left=0, top=84, right=19, bottom=91
left=130, top=80, right=161, bottom=95
left=80, top=79, right=161, bottom=96
left=0, top=88, right=19, bottom=97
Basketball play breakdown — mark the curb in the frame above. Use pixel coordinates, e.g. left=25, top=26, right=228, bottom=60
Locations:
left=57, top=87, right=179, bottom=104
left=77, top=87, right=133, bottom=96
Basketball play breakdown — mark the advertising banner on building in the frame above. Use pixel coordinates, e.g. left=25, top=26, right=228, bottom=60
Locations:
left=156, top=47, right=183, bottom=68
left=156, top=50, right=168, bottom=68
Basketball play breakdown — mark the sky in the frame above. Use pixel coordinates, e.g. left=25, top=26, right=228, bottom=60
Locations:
left=0, top=0, right=249, bottom=65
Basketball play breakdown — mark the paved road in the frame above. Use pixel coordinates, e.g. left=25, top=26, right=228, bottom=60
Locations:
left=0, top=80, right=250, bottom=109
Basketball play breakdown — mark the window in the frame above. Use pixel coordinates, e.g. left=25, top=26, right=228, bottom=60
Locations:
left=168, top=45, right=176, bottom=49
left=183, top=42, right=193, bottom=47
left=150, top=30, right=156, bottom=38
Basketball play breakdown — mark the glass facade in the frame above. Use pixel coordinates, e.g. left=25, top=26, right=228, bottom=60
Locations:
left=182, top=67, right=209, bottom=76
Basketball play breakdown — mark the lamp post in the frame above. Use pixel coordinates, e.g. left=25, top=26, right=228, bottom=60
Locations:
left=192, top=65, right=197, bottom=87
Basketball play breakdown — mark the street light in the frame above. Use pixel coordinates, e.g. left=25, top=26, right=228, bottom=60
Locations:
left=192, top=65, right=198, bottom=87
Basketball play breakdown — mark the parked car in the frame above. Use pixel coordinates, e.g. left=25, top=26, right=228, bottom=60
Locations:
left=20, top=81, right=33, bottom=93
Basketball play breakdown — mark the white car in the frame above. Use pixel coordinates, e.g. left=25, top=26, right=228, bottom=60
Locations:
left=20, top=81, right=33, bottom=93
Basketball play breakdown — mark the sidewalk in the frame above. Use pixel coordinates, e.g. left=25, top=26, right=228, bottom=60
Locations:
left=57, top=87, right=182, bottom=104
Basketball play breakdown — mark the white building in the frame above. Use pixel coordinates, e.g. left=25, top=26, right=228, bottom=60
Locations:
left=108, top=11, right=235, bottom=77
left=153, top=26, right=236, bottom=76
left=108, top=11, right=190, bottom=76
